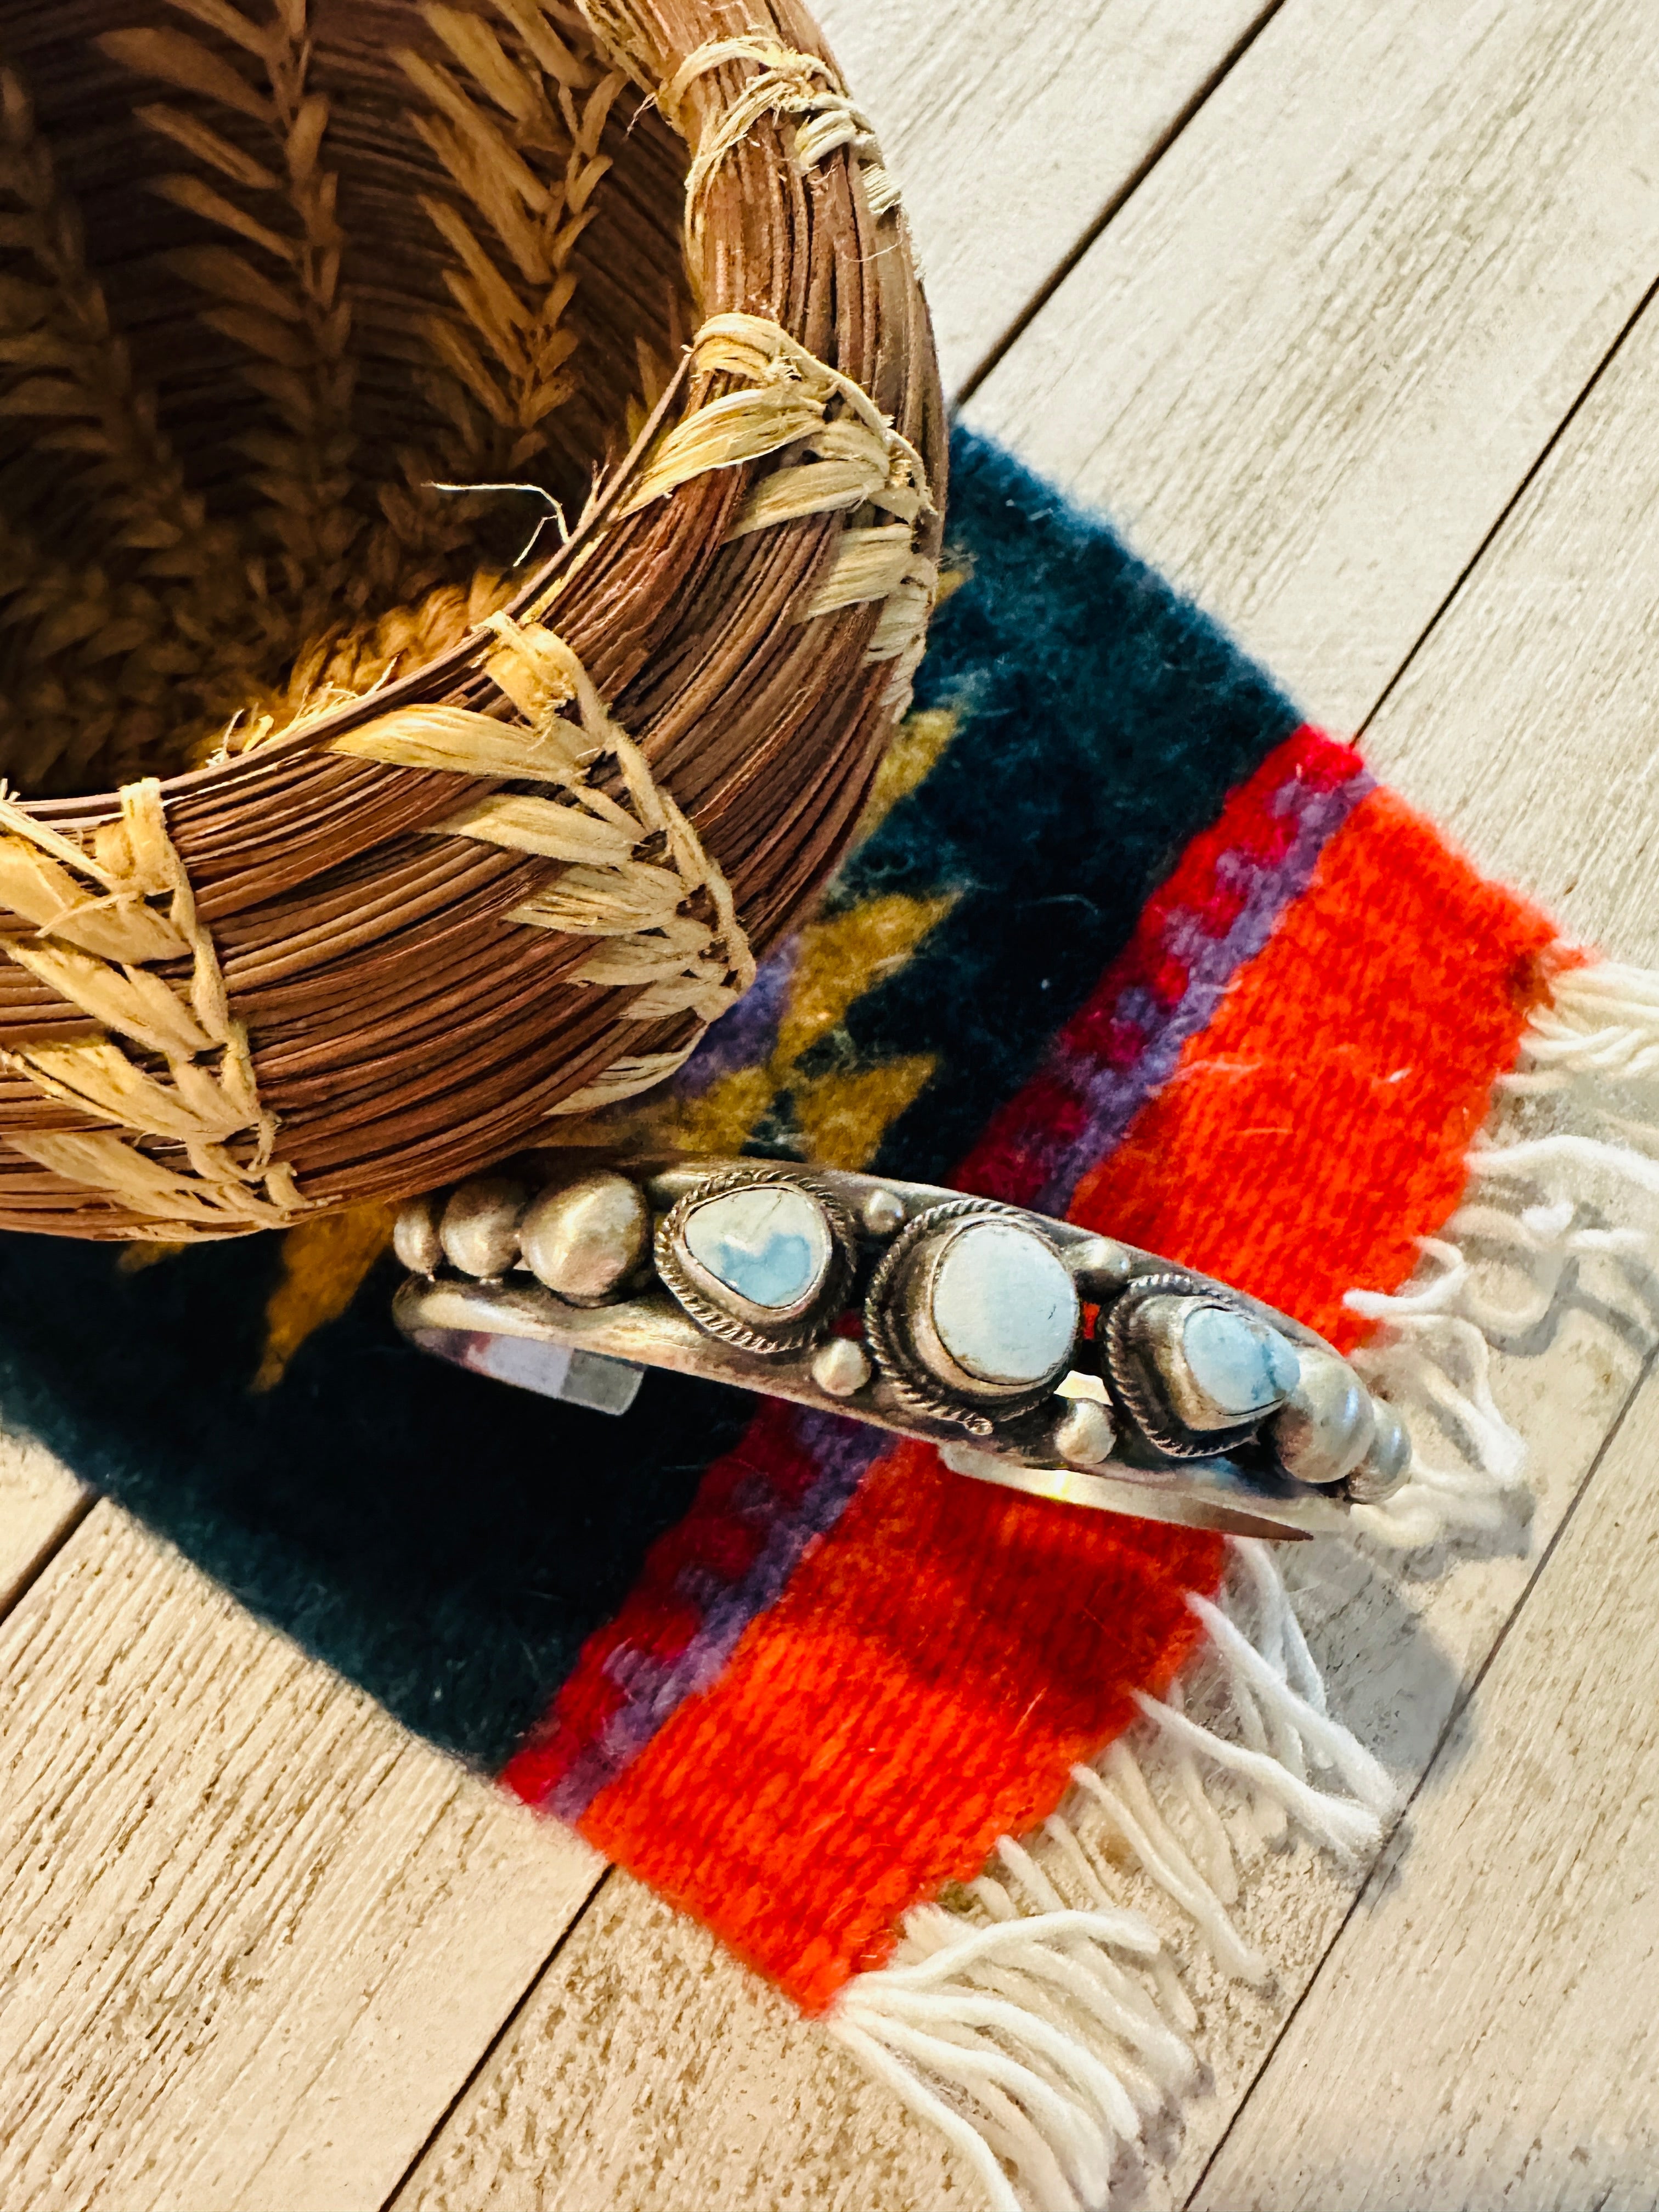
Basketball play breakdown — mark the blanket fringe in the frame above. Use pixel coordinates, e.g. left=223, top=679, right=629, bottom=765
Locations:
left=828, top=952, right=1659, bottom=2209
left=826, top=1538, right=1396, bottom=2212
left=1348, top=951, right=1659, bottom=1549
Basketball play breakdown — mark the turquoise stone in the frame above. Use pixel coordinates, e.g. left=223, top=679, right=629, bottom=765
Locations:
left=1181, top=1304, right=1300, bottom=1419
left=931, top=1222, right=1079, bottom=1387
left=683, top=1184, right=832, bottom=1313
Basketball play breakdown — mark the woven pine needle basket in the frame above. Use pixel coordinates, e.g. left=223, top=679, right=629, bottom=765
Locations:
left=0, top=0, right=943, bottom=1240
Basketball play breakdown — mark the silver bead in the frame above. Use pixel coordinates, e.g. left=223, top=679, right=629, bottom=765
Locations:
left=861, top=1186, right=907, bottom=1238
left=1064, top=1234, right=1136, bottom=1297
left=811, top=1336, right=872, bottom=1398
left=1346, top=1400, right=1412, bottom=1503
left=1053, top=1397, right=1116, bottom=1468
left=439, top=1176, right=527, bottom=1280
left=393, top=1193, right=444, bottom=1276
left=1271, top=1348, right=1378, bottom=1486
left=519, top=1170, right=650, bottom=1306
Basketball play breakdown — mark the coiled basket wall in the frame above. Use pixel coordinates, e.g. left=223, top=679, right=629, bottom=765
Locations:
left=0, top=0, right=944, bottom=1238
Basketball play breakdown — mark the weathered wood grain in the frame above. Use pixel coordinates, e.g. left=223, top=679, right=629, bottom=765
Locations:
left=0, top=1503, right=605, bottom=2212
left=1362, top=271, right=1659, bottom=969
left=1193, top=1362, right=1659, bottom=2210
left=964, top=0, right=1659, bottom=735
left=13, top=5, right=1659, bottom=2209
left=0, top=1431, right=83, bottom=1620
left=392, top=1869, right=978, bottom=2212
left=812, top=0, right=1277, bottom=397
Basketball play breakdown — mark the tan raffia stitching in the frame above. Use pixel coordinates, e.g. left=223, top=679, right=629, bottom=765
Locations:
left=0, top=781, right=308, bottom=1237
left=398, top=6, right=624, bottom=482
left=618, top=312, right=938, bottom=699
left=620, top=315, right=929, bottom=524
left=550, top=1046, right=700, bottom=1117
left=658, top=35, right=900, bottom=233
left=105, top=0, right=363, bottom=608
left=329, top=613, right=755, bottom=1105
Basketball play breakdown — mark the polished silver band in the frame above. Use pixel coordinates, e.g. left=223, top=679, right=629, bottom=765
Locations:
left=392, top=1155, right=1410, bottom=1542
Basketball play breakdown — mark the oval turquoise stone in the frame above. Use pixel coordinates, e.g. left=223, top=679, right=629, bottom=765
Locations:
left=931, top=1221, right=1079, bottom=1386
left=682, top=1184, right=833, bottom=1313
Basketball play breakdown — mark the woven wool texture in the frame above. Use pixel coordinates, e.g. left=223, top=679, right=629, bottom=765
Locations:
left=0, top=428, right=1557, bottom=2013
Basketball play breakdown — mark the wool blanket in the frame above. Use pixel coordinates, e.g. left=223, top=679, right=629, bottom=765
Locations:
left=1, top=427, right=1631, bottom=2208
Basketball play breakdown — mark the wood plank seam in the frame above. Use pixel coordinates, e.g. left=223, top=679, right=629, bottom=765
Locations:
left=377, top=1866, right=619, bottom=2212
left=1355, top=259, right=1659, bottom=748
left=953, top=0, right=1292, bottom=404
left=0, top=1501, right=612, bottom=2212
left=0, top=1479, right=92, bottom=1630
left=962, top=0, right=1659, bottom=733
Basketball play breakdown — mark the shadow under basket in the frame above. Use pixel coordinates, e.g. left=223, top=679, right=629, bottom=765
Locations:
left=0, top=0, right=943, bottom=1239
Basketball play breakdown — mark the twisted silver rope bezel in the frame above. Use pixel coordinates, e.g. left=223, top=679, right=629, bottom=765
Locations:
left=861, top=1195, right=1074, bottom=1438
left=653, top=1163, right=857, bottom=1356
left=1101, top=1271, right=1265, bottom=1461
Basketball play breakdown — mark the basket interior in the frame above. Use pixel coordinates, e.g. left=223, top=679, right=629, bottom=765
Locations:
left=0, top=0, right=691, bottom=798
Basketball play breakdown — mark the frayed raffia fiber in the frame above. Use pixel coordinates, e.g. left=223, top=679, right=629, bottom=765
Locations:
left=659, top=32, right=901, bottom=234
left=619, top=311, right=939, bottom=707
left=825, top=953, right=1659, bottom=2211
left=0, top=0, right=943, bottom=1239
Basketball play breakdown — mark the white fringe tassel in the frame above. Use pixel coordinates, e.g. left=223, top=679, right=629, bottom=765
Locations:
left=1346, top=954, right=1659, bottom=1549
left=827, top=956, right=1659, bottom=2209
left=827, top=1539, right=1398, bottom=2212
left=1498, top=959, right=1659, bottom=1090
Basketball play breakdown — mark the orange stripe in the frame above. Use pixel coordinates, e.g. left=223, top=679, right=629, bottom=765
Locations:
left=580, top=1439, right=1221, bottom=2012
left=580, top=785, right=1558, bottom=2009
left=1069, top=787, right=1559, bottom=1347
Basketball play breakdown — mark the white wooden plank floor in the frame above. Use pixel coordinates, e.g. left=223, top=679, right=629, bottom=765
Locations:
left=6, top=2, right=1659, bottom=2205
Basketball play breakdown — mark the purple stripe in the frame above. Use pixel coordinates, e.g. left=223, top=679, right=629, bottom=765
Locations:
left=1034, top=768, right=1372, bottom=1215
left=675, top=936, right=798, bottom=1095
left=547, top=1408, right=885, bottom=1818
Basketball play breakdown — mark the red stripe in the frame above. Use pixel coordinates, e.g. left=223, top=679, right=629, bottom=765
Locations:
left=1069, top=785, right=1558, bottom=1347
left=503, top=1398, right=823, bottom=1811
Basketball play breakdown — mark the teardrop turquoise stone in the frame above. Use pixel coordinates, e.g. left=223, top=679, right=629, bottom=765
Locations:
left=682, top=1185, right=832, bottom=1312
left=1182, top=1304, right=1300, bottom=1417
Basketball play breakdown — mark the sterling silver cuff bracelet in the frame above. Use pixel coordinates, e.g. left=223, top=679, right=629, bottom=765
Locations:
left=392, top=1156, right=1411, bottom=1542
